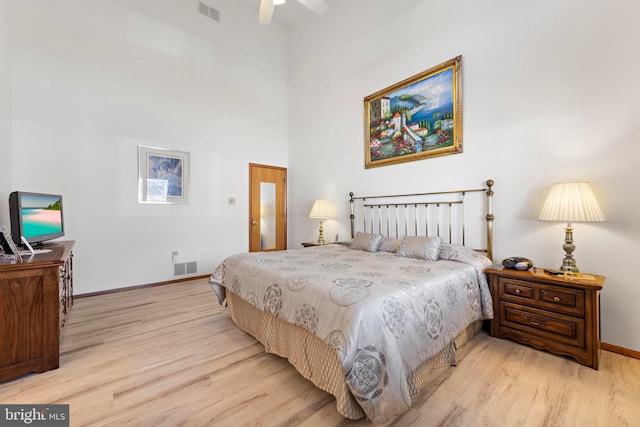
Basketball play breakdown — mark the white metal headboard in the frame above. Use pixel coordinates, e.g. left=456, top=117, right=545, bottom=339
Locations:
left=349, top=179, right=495, bottom=260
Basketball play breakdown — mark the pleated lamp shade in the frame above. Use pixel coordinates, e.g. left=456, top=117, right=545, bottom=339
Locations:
left=309, top=200, right=332, bottom=220
left=538, top=182, right=605, bottom=223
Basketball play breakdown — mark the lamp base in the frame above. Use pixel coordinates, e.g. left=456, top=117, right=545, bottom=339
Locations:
left=559, top=223, right=579, bottom=274
left=559, top=262, right=579, bottom=274
left=316, top=220, right=325, bottom=245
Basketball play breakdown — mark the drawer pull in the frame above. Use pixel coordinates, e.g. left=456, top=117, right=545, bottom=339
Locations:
left=515, top=289, right=521, bottom=294
left=553, top=296, right=560, bottom=302
left=525, top=315, right=549, bottom=327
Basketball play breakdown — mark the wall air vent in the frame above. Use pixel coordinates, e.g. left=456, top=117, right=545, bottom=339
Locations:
left=198, top=2, right=209, bottom=16
left=209, top=8, right=220, bottom=22
left=186, top=261, right=197, bottom=274
left=199, top=2, right=220, bottom=22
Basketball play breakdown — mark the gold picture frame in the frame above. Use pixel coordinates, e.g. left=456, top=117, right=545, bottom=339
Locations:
left=364, top=56, right=462, bottom=168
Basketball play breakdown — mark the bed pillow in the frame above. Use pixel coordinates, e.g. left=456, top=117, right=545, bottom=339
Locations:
left=438, top=242, right=464, bottom=260
left=397, top=236, right=442, bottom=261
left=351, top=232, right=384, bottom=252
left=378, top=237, right=401, bottom=253
left=438, top=242, right=492, bottom=267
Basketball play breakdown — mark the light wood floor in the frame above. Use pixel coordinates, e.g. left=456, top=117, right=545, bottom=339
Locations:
left=0, top=279, right=638, bottom=426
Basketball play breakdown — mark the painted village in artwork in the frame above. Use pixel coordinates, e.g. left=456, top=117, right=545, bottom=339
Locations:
left=368, top=68, right=455, bottom=161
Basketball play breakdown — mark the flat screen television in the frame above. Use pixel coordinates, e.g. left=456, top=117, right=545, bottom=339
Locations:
left=9, top=191, right=65, bottom=247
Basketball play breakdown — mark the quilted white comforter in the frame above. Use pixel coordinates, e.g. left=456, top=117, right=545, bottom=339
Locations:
left=210, top=243, right=493, bottom=422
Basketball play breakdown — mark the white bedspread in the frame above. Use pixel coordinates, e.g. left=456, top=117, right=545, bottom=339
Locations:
left=210, top=244, right=493, bottom=422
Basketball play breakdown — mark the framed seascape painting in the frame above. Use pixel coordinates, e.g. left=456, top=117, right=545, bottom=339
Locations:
left=364, top=55, right=462, bottom=169
left=138, top=145, right=190, bottom=204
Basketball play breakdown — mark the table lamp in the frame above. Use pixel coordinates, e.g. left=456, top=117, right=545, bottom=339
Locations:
left=309, top=199, right=331, bottom=245
left=538, top=182, right=606, bottom=273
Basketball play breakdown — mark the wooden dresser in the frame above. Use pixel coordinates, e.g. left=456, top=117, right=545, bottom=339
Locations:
left=485, top=266, right=604, bottom=369
left=0, top=241, right=74, bottom=382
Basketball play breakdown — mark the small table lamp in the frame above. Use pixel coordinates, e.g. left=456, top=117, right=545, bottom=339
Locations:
left=538, top=182, right=606, bottom=273
left=309, top=199, right=331, bottom=245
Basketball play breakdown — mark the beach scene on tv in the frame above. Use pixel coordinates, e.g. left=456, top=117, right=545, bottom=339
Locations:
left=21, top=195, right=63, bottom=238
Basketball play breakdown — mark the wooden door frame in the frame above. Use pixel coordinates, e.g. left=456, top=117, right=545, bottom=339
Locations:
left=249, top=163, right=287, bottom=252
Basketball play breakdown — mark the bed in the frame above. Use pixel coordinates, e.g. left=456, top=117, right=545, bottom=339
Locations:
left=210, top=180, right=496, bottom=423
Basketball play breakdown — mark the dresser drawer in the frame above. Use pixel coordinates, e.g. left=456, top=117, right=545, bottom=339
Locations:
left=498, top=277, right=585, bottom=316
left=500, top=302, right=585, bottom=347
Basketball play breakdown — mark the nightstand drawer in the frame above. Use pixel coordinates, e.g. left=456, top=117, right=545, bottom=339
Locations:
left=500, top=302, right=585, bottom=347
left=498, top=277, right=585, bottom=316
left=503, top=281, right=534, bottom=299
left=540, top=288, right=577, bottom=308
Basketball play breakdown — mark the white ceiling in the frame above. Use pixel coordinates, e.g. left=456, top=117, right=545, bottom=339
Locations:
left=240, top=0, right=333, bottom=27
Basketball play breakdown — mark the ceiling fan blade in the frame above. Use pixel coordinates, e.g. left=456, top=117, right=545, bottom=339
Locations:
left=259, top=0, right=275, bottom=25
left=297, top=0, right=328, bottom=15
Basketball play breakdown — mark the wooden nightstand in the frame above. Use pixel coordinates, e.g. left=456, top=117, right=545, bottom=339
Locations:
left=485, top=266, right=605, bottom=369
left=301, top=242, right=324, bottom=248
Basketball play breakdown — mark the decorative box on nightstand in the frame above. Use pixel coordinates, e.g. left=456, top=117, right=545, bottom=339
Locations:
left=485, top=266, right=605, bottom=369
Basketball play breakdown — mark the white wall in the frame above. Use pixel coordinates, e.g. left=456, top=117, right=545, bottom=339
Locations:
left=7, top=0, right=288, bottom=292
left=0, top=0, right=11, bottom=222
left=287, top=0, right=640, bottom=351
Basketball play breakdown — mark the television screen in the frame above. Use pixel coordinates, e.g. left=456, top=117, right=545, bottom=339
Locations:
left=9, top=191, right=65, bottom=246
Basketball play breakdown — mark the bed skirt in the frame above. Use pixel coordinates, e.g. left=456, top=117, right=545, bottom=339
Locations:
left=226, top=292, right=484, bottom=421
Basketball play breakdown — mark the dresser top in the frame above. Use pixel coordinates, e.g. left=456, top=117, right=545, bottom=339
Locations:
left=0, top=240, right=74, bottom=270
